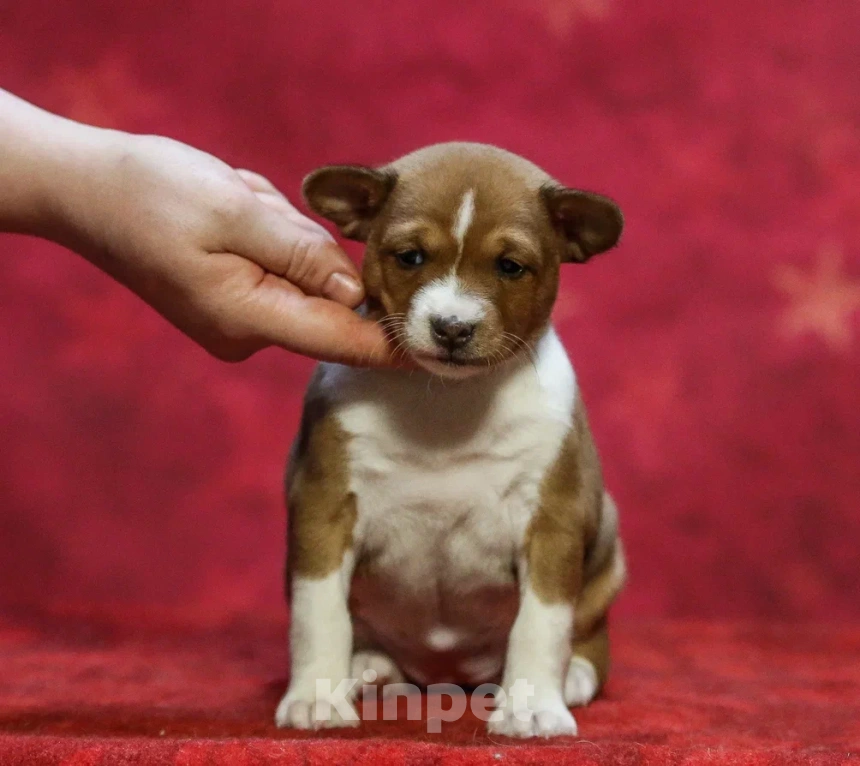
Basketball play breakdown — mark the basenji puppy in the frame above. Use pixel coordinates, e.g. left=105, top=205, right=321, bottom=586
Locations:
left=276, top=142, right=626, bottom=738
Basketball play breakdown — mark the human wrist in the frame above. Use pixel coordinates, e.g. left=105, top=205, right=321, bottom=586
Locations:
left=22, top=119, right=124, bottom=251
left=0, top=92, right=87, bottom=236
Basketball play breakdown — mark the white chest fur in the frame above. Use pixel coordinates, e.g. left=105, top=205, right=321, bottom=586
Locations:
left=314, top=329, right=576, bottom=684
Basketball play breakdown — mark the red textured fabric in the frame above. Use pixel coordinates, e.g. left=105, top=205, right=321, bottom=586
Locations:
left=2, top=0, right=860, bottom=762
left=1, top=615, right=859, bottom=765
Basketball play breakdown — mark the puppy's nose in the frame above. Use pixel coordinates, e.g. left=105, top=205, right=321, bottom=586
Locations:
left=430, top=315, right=476, bottom=350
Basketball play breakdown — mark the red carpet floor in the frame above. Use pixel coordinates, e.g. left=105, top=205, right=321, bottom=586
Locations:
left=3, top=0, right=860, bottom=629
left=1, top=615, right=859, bottom=765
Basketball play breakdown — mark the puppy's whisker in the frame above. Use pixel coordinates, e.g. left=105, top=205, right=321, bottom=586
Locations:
left=389, top=335, right=412, bottom=361
left=378, top=319, right=406, bottom=333
left=498, top=338, right=517, bottom=357
left=371, top=320, right=409, bottom=364
left=366, top=334, right=389, bottom=365
left=501, top=333, right=525, bottom=359
left=491, top=343, right=511, bottom=363
left=377, top=313, right=406, bottom=326
left=502, top=332, right=539, bottom=376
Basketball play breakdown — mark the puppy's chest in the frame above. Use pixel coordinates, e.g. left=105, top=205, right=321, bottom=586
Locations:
left=352, top=437, right=539, bottom=589
left=335, top=367, right=572, bottom=594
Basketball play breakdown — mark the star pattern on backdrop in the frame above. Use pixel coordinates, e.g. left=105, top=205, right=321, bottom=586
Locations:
left=547, top=0, right=612, bottom=35
left=512, top=0, right=612, bottom=37
left=773, top=245, right=860, bottom=352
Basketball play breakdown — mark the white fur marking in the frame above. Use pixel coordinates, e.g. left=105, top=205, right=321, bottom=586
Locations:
left=426, top=626, right=461, bottom=651
left=405, top=274, right=490, bottom=374
left=502, top=574, right=574, bottom=694
left=460, top=654, right=504, bottom=683
left=413, top=274, right=487, bottom=324
left=276, top=555, right=358, bottom=729
left=350, top=650, right=405, bottom=697
left=488, top=568, right=578, bottom=738
left=317, top=330, right=577, bottom=697
left=452, top=189, right=476, bottom=260
left=413, top=357, right=485, bottom=380
left=564, top=656, right=598, bottom=707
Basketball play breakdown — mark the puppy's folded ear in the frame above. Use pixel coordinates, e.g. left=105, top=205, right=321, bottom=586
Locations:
left=302, top=165, right=396, bottom=242
left=542, top=186, right=623, bottom=263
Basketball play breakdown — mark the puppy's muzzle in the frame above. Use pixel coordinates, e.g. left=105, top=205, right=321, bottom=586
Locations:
left=430, top=315, right=477, bottom=352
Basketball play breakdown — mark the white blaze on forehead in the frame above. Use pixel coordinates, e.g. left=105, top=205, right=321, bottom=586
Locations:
left=451, top=189, right=476, bottom=260
left=411, top=274, right=487, bottom=325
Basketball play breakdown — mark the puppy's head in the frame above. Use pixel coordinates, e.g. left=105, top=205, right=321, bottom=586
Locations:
left=303, top=143, right=622, bottom=379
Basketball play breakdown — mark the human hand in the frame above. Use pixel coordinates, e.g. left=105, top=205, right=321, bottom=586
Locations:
left=33, top=126, right=396, bottom=365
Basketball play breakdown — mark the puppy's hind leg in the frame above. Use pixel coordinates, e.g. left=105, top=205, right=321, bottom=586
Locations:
left=349, top=632, right=406, bottom=699
left=565, top=502, right=626, bottom=708
left=564, top=619, right=608, bottom=707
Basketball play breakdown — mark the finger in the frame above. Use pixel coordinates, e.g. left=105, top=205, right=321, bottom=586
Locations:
left=238, top=170, right=334, bottom=239
left=236, top=169, right=289, bottom=200
left=229, top=199, right=364, bottom=307
left=244, top=274, right=401, bottom=367
left=254, top=191, right=334, bottom=240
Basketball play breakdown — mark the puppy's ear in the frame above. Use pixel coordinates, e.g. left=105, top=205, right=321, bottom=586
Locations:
left=542, top=186, right=623, bottom=263
left=302, top=165, right=396, bottom=242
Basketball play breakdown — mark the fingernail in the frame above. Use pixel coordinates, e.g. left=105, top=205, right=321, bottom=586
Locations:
left=322, top=273, right=364, bottom=306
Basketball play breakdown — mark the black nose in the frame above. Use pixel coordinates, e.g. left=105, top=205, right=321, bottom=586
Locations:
left=430, top=315, right=476, bottom=350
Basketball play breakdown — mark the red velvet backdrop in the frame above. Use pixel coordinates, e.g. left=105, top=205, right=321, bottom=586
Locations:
left=1, top=0, right=859, bottom=627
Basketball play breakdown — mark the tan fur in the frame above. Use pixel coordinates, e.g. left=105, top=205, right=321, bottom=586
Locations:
left=524, top=403, right=626, bottom=693
left=527, top=406, right=597, bottom=604
left=305, top=143, right=622, bottom=366
left=571, top=619, right=611, bottom=692
left=364, top=148, right=560, bottom=358
left=286, top=374, right=355, bottom=580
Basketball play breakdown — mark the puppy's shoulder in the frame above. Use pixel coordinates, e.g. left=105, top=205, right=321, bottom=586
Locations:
left=287, top=364, right=352, bottom=490
left=541, top=390, right=601, bottom=493
left=529, top=359, right=605, bottom=556
left=287, top=364, right=359, bottom=579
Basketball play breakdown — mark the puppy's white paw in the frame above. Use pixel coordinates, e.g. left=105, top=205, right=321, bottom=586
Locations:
left=274, top=684, right=360, bottom=730
left=564, top=656, right=599, bottom=707
left=350, top=650, right=405, bottom=698
left=488, top=694, right=578, bottom=738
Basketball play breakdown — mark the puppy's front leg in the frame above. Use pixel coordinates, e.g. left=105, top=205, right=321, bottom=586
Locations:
left=276, top=550, right=358, bottom=729
left=276, top=402, right=360, bottom=730
left=489, top=527, right=582, bottom=738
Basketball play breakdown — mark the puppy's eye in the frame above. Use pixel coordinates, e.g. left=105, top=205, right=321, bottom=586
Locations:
left=496, top=256, right=526, bottom=279
left=395, top=250, right=426, bottom=269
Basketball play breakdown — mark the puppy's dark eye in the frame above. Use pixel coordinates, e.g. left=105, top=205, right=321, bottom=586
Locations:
left=496, top=256, right=526, bottom=279
left=395, top=250, right=426, bottom=269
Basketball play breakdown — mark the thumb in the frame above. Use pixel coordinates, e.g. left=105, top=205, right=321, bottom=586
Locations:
left=228, top=198, right=365, bottom=307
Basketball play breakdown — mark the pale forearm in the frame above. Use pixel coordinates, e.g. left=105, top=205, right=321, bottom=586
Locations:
left=0, top=88, right=395, bottom=366
left=0, top=89, right=102, bottom=238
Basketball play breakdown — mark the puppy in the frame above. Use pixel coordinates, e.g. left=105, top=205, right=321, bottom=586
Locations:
left=276, top=142, right=626, bottom=738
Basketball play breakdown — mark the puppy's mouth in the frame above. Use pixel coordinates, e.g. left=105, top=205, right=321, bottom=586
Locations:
left=415, top=351, right=488, bottom=368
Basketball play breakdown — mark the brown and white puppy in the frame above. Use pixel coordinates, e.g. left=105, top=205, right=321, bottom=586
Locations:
left=276, top=143, right=626, bottom=738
